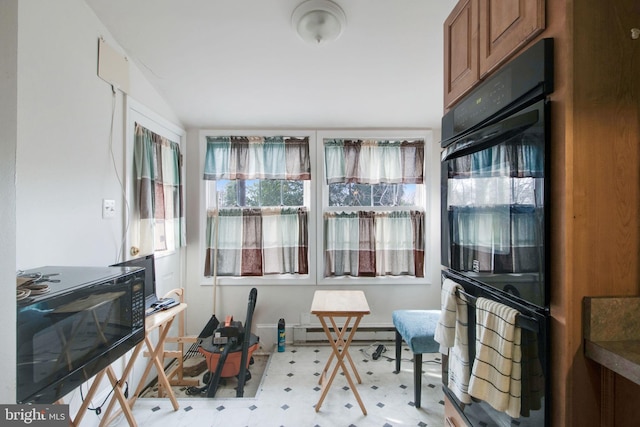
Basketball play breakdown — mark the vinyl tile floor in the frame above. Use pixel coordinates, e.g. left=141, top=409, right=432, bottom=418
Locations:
left=114, top=344, right=445, bottom=427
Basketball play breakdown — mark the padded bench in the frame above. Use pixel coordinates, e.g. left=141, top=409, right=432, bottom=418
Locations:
left=392, top=309, right=440, bottom=408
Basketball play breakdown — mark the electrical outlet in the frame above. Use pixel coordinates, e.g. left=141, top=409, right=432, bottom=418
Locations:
left=102, top=199, right=115, bottom=219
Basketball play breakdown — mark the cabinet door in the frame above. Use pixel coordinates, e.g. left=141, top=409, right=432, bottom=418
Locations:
left=444, top=0, right=479, bottom=108
left=479, top=0, right=545, bottom=77
left=444, top=394, right=470, bottom=426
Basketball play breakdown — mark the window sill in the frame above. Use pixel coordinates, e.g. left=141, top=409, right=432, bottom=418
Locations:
left=199, top=275, right=432, bottom=286
left=200, top=275, right=315, bottom=286
left=318, top=276, right=432, bottom=286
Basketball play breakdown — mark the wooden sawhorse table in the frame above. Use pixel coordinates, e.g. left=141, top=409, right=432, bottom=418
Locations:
left=310, top=290, right=370, bottom=415
left=71, top=302, right=187, bottom=427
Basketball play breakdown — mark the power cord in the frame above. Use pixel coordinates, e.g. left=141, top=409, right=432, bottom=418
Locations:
left=359, top=342, right=443, bottom=365
left=360, top=343, right=394, bottom=361
left=107, top=83, right=131, bottom=264
left=80, top=380, right=128, bottom=416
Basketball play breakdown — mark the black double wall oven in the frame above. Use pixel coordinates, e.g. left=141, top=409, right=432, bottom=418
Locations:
left=440, top=38, right=553, bottom=426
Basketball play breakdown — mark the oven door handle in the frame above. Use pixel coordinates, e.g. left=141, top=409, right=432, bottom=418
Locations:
left=441, top=109, right=539, bottom=162
left=455, top=285, right=541, bottom=333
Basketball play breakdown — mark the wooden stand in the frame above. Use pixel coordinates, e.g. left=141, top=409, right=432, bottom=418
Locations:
left=69, top=360, right=141, bottom=427
left=310, top=290, right=370, bottom=415
left=68, top=301, right=188, bottom=427
left=152, top=289, right=199, bottom=397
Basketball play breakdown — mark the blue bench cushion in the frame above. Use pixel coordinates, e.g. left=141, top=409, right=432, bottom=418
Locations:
left=392, top=310, right=440, bottom=354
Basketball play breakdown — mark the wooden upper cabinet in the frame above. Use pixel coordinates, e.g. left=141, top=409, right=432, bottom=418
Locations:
left=444, top=0, right=479, bottom=109
left=443, top=0, right=545, bottom=109
left=478, top=0, right=545, bottom=77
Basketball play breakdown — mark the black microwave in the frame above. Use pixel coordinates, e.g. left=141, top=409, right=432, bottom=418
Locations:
left=16, top=266, right=146, bottom=403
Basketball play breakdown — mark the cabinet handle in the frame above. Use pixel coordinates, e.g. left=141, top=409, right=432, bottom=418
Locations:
left=445, top=416, right=456, bottom=427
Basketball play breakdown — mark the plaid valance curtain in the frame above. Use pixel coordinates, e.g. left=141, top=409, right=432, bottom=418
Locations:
left=324, top=139, right=424, bottom=184
left=202, top=135, right=311, bottom=277
left=203, top=136, right=311, bottom=180
left=204, top=208, right=309, bottom=276
left=133, top=123, right=185, bottom=254
left=324, top=210, right=425, bottom=278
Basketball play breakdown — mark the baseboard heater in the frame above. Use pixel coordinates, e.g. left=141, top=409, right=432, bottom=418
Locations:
left=292, top=324, right=396, bottom=344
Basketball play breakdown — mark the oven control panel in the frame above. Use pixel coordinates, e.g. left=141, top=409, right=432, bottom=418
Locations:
left=441, top=38, right=553, bottom=145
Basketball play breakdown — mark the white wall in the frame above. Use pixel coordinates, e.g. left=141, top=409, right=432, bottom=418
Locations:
left=0, top=0, right=18, bottom=405
left=16, top=0, right=180, bottom=269
left=12, top=0, right=182, bottom=418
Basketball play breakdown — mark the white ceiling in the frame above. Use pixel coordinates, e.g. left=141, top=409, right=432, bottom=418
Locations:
left=85, top=0, right=457, bottom=130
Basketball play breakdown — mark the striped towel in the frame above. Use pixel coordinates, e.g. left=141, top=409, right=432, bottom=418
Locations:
left=434, top=278, right=471, bottom=404
left=468, top=297, right=522, bottom=418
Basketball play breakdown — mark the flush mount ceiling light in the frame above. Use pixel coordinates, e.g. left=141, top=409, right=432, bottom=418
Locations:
left=292, top=0, right=346, bottom=45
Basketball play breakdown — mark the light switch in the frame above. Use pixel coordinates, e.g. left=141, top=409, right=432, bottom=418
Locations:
left=102, top=199, right=116, bottom=219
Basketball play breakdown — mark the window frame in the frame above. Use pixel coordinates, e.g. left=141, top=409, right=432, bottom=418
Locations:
left=126, top=97, right=186, bottom=260
left=316, top=129, right=433, bottom=285
left=198, top=129, right=317, bottom=286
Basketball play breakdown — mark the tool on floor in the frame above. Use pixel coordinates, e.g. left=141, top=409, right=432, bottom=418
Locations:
left=185, top=211, right=221, bottom=359
left=186, top=287, right=259, bottom=398
left=236, top=288, right=258, bottom=397
left=372, top=344, right=386, bottom=360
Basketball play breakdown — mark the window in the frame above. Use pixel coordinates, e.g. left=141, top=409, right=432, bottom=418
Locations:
left=319, top=131, right=428, bottom=280
left=202, top=133, right=313, bottom=278
left=212, top=180, right=304, bottom=208
left=328, top=182, right=418, bottom=207
left=133, top=123, right=186, bottom=254
left=199, top=129, right=431, bottom=285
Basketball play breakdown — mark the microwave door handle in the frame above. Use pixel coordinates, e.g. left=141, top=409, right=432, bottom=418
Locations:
left=441, top=109, right=539, bottom=162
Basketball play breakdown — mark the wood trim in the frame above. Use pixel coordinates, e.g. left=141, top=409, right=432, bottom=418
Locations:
left=444, top=393, right=469, bottom=426
left=601, top=368, right=615, bottom=427
left=443, top=0, right=479, bottom=108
